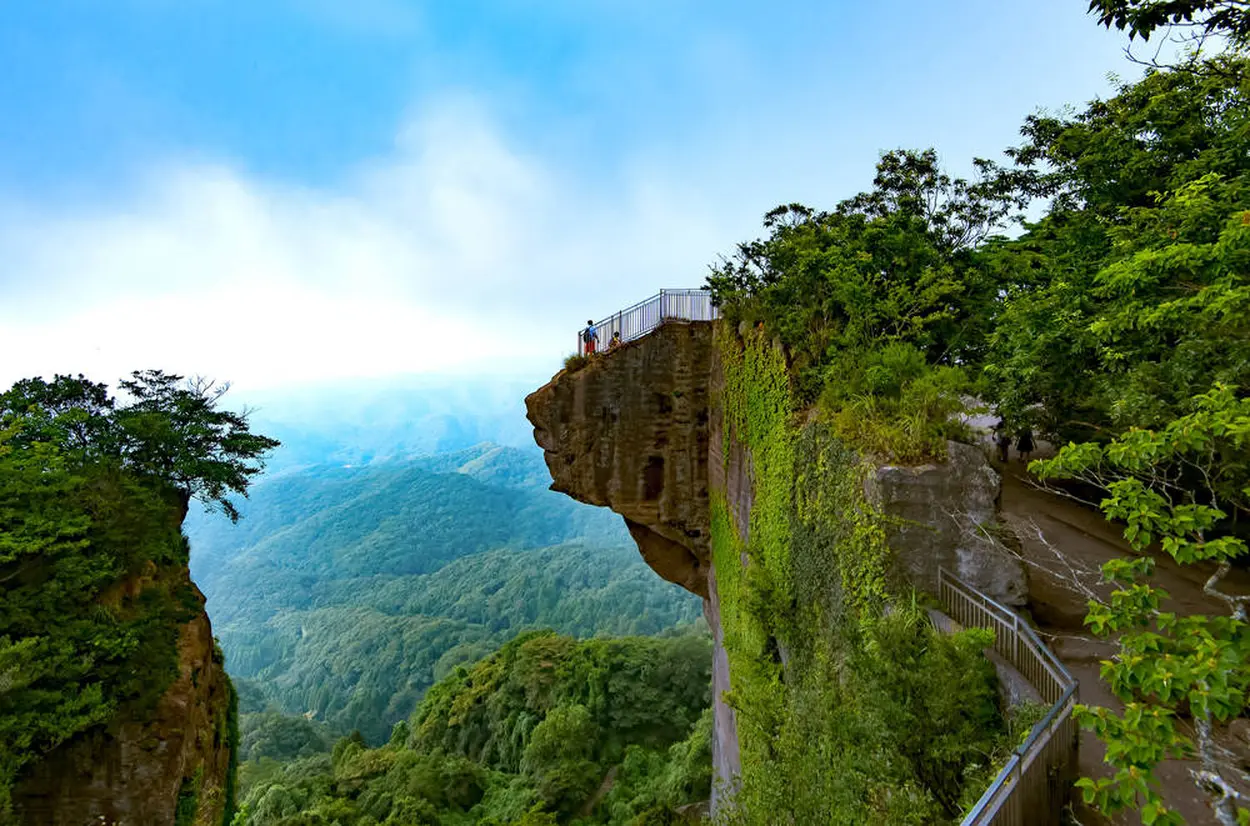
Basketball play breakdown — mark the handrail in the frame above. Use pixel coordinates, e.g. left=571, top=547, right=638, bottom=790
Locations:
left=577, top=288, right=719, bottom=355
left=937, top=569, right=1080, bottom=825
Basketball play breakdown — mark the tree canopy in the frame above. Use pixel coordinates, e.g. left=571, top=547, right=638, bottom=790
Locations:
left=1088, top=0, right=1250, bottom=47
left=0, top=371, right=280, bottom=521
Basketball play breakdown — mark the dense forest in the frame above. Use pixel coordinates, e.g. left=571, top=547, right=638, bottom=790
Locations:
left=188, top=444, right=702, bottom=744
left=232, top=631, right=713, bottom=826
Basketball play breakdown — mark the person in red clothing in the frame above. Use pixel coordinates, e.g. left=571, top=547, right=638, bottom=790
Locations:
left=582, top=320, right=599, bottom=354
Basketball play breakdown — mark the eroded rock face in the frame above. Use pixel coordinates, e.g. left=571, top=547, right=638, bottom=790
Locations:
left=525, top=322, right=714, bottom=597
left=13, top=573, right=233, bottom=826
left=866, top=442, right=1028, bottom=606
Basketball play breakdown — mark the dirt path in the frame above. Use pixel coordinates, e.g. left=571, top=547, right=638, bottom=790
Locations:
left=996, top=462, right=1250, bottom=825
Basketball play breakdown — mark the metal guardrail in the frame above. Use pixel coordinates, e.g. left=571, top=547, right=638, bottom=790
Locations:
left=577, top=289, right=718, bottom=356
left=938, top=569, right=1080, bottom=826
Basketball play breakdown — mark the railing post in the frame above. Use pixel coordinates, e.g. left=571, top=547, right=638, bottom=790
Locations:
left=1013, top=614, right=1020, bottom=665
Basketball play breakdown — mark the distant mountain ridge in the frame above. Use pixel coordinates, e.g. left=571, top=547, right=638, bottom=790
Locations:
left=227, top=377, right=544, bottom=475
left=188, top=443, right=623, bottom=624
left=187, top=442, right=702, bottom=743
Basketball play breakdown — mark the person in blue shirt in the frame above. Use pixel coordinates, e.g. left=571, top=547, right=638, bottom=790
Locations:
left=582, top=320, right=599, bottom=354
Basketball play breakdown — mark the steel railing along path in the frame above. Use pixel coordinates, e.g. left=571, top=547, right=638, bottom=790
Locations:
left=938, top=569, right=1080, bottom=826
left=577, top=289, right=718, bottom=356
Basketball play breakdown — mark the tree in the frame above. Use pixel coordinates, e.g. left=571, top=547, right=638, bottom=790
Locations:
left=984, top=56, right=1250, bottom=441
left=1035, top=385, right=1250, bottom=825
left=1089, top=0, right=1250, bottom=48
left=113, top=371, right=279, bottom=521
left=0, top=371, right=280, bottom=521
left=704, top=150, right=1021, bottom=459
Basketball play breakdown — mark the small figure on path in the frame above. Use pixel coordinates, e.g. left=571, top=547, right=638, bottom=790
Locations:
left=1016, top=426, right=1035, bottom=464
left=582, top=320, right=599, bottom=355
left=994, top=421, right=1012, bottom=464
left=608, top=331, right=622, bottom=350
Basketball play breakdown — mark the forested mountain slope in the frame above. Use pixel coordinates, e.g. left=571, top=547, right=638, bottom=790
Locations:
left=234, top=631, right=714, bottom=826
left=187, top=444, right=703, bottom=743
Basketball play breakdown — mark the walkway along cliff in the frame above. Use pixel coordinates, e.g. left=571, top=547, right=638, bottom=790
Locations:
left=525, top=315, right=1075, bottom=822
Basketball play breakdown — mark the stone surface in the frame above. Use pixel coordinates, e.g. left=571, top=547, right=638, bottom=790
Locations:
left=526, top=321, right=741, bottom=809
left=13, top=568, right=232, bottom=826
left=705, top=339, right=747, bottom=810
left=525, top=321, right=714, bottom=597
left=705, top=568, right=741, bottom=811
left=866, top=441, right=1028, bottom=606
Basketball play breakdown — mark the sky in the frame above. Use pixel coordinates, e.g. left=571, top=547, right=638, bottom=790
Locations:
left=0, top=1, right=1142, bottom=395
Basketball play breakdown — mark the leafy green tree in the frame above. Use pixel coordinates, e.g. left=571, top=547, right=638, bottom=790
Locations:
left=522, top=704, right=600, bottom=816
left=984, top=55, right=1250, bottom=441
left=238, top=711, right=334, bottom=764
left=707, top=149, right=1017, bottom=390
left=705, top=150, right=1021, bottom=458
left=112, top=372, right=280, bottom=521
left=1035, top=385, right=1250, bottom=824
left=0, top=371, right=280, bottom=521
left=1089, top=0, right=1250, bottom=47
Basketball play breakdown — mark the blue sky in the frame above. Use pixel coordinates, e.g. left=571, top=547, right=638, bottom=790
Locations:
left=0, top=1, right=1138, bottom=391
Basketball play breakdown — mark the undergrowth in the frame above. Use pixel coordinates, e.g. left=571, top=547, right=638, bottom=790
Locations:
left=712, top=325, right=1013, bottom=824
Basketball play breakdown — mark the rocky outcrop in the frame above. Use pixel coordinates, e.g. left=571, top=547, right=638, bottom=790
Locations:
left=525, top=322, right=714, bottom=597
left=867, top=442, right=1028, bottom=606
left=12, top=569, right=233, bottom=826
left=525, top=321, right=741, bottom=804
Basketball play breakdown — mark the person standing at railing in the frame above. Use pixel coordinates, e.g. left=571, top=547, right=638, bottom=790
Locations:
left=582, top=320, right=599, bottom=355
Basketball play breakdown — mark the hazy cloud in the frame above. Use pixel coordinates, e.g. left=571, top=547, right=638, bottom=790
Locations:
left=0, top=94, right=743, bottom=392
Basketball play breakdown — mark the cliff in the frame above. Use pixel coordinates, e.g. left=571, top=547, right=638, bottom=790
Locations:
left=10, top=503, right=235, bottom=826
left=526, top=323, right=714, bottom=598
left=525, top=322, right=1025, bottom=606
left=526, top=320, right=1028, bottom=817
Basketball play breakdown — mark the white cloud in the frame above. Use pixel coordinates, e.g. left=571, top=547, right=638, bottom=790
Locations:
left=0, top=94, right=743, bottom=392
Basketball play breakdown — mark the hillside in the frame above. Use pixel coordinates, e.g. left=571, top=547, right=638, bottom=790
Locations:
left=234, top=631, right=714, bottom=826
left=188, top=444, right=631, bottom=624
left=187, top=444, right=703, bottom=743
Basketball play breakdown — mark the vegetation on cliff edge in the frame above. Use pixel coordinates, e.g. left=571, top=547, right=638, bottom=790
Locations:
left=706, top=27, right=1250, bottom=822
left=0, top=371, right=277, bottom=821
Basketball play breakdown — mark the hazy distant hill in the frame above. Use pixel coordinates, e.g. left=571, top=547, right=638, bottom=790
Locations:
left=223, top=377, right=544, bottom=475
left=187, top=443, right=701, bottom=742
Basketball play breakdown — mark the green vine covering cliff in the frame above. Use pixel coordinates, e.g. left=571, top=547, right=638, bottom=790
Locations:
left=707, top=41, right=1250, bottom=822
left=712, top=326, right=1014, bottom=824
